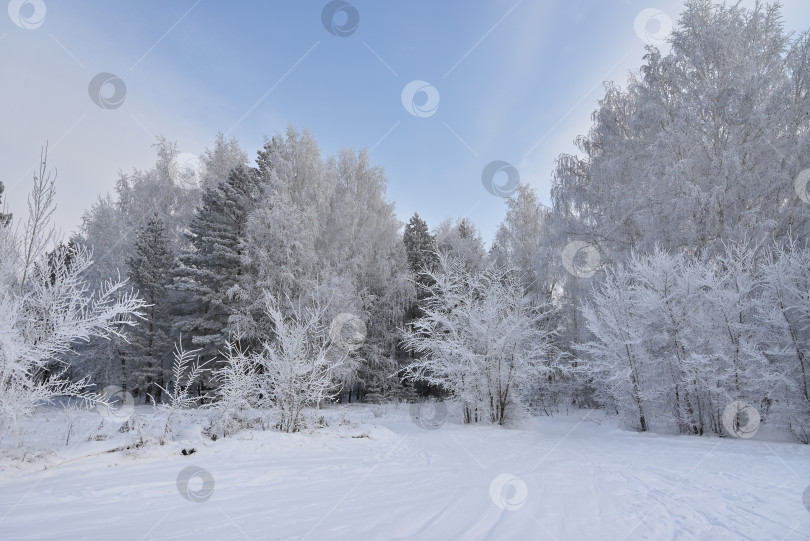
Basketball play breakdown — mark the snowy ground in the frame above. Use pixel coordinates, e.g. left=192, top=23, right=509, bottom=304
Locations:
left=1, top=404, right=809, bottom=540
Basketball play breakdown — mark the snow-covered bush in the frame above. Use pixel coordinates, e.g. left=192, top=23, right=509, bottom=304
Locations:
left=214, top=292, right=343, bottom=433
left=402, top=255, right=563, bottom=425
left=212, top=336, right=262, bottom=436
left=260, top=295, right=342, bottom=432
left=153, top=343, right=210, bottom=442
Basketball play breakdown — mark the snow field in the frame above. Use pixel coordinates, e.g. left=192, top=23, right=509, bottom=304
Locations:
left=1, top=404, right=809, bottom=540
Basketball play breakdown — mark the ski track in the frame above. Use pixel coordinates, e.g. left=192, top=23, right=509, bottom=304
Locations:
left=1, top=406, right=809, bottom=540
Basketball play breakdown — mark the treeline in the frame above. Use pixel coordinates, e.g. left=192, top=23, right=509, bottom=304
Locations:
left=71, top=129, right=418, bottom=405
left=2, top=0, right=810, bottom=440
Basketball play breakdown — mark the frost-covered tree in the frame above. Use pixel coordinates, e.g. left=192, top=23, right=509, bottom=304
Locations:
left=490, top=185, right=557, bottom=300
left=236, top=127, right=330, bottom=335
left=199, top=132, right=249, bottom=191
left=490, top=185, right=576, bottom=408
left=213, top=336, right=262, bottom=435
left=320, top=148, right=412, bottom=396
left=578, top=263, right=650, bottom=431
left=76, top=137, right=200, bottom=294
left=173, top=165, right=260, bottom=365
left=402, top=212, right=439, bottom=396
left=435, top=217, right=487, bottom=274
left=579, top=243, right=810, bottom=439
left=69, top=194, right=131, bottom=385
left=74, top=137, right=202, bottom=386
left=153, top=343, right=210, bottom=442
left=402, top=255, right=562, bottom=425
left=552, top=0, right=810, bottom=265
left=258, top=294, right=342, bottom=432
left=760, top=242, right=810, bottom=442
left=75, top=194, right=126, bottom=287
left=0, top=150, right=145, bottom=426
left=236, top=127, right=413, bottom=400
left=403, top=212, right=438, bottom=286
left=551, top=0, right=810, bottom=425
left=127, top=214, right=176, bottom=403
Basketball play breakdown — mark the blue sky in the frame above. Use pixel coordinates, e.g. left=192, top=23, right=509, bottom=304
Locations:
left=2, top=0, right=810, bottom=245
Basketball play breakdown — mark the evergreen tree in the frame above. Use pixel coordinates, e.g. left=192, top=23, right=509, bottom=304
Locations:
left=401, top=213, right=439, bottom=398
left=127, top=214, right=175, bottom=403
left=46, top=239, right=78, bottom=285
left=173, top=166, right=260, bottom=363
left=403, top=212, right=438, bottom=288
left=403, top=212, right=438, bottom=338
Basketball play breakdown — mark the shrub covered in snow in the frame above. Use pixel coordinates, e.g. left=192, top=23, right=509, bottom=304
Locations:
left=402, top=254, right=564, bottom=425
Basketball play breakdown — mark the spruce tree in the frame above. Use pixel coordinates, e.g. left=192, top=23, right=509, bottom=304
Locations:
left=403, top=213, right=437, bottom=274
left=401, top=213, right=438, bottom=398
left=403, top=212, right=438, bottom=294
left=173, top=165, right=260, bottom=364
left=127, top=213, right=175, bottom=403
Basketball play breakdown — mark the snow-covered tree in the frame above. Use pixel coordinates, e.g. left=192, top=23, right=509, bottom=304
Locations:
left=76, top=137, right=201, bottom=300
left=548, top=0, right=810, bottom=429
left=552, top=0, right=810, bottom=266
left=435, top=217, right=487, bottom=274
left=236, top=127, right=412, bottom=400
left=173, top=165, right=260, bottom=364
left=760, top=242, right=810, bottom=442
left=578, top=262, right=650, bottom=431
left=126, top=214, right=176, bottom=403
left=153, top=343, right=210, bottom=442
left=199, top=132, right=249, bottom=191
left=490, top=185, right=558, bottom=300
left=258, top=294, right=343, bottom=432
left=579, top=242, right=810, bottom=439
left=402, top=255, right=562, bottom=425
left=213, top=336, right=262, bottom=435
left=0, top=150, right=146, bottom=426
left=73, top=137, right=204, bottom=387
left=321, top=148, right=413, bottom=399
left=401, top=212, right=439, bottom=397
left=403, top=212, right=438, bottom=287
left=236, top=127, right=330, bottom=336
